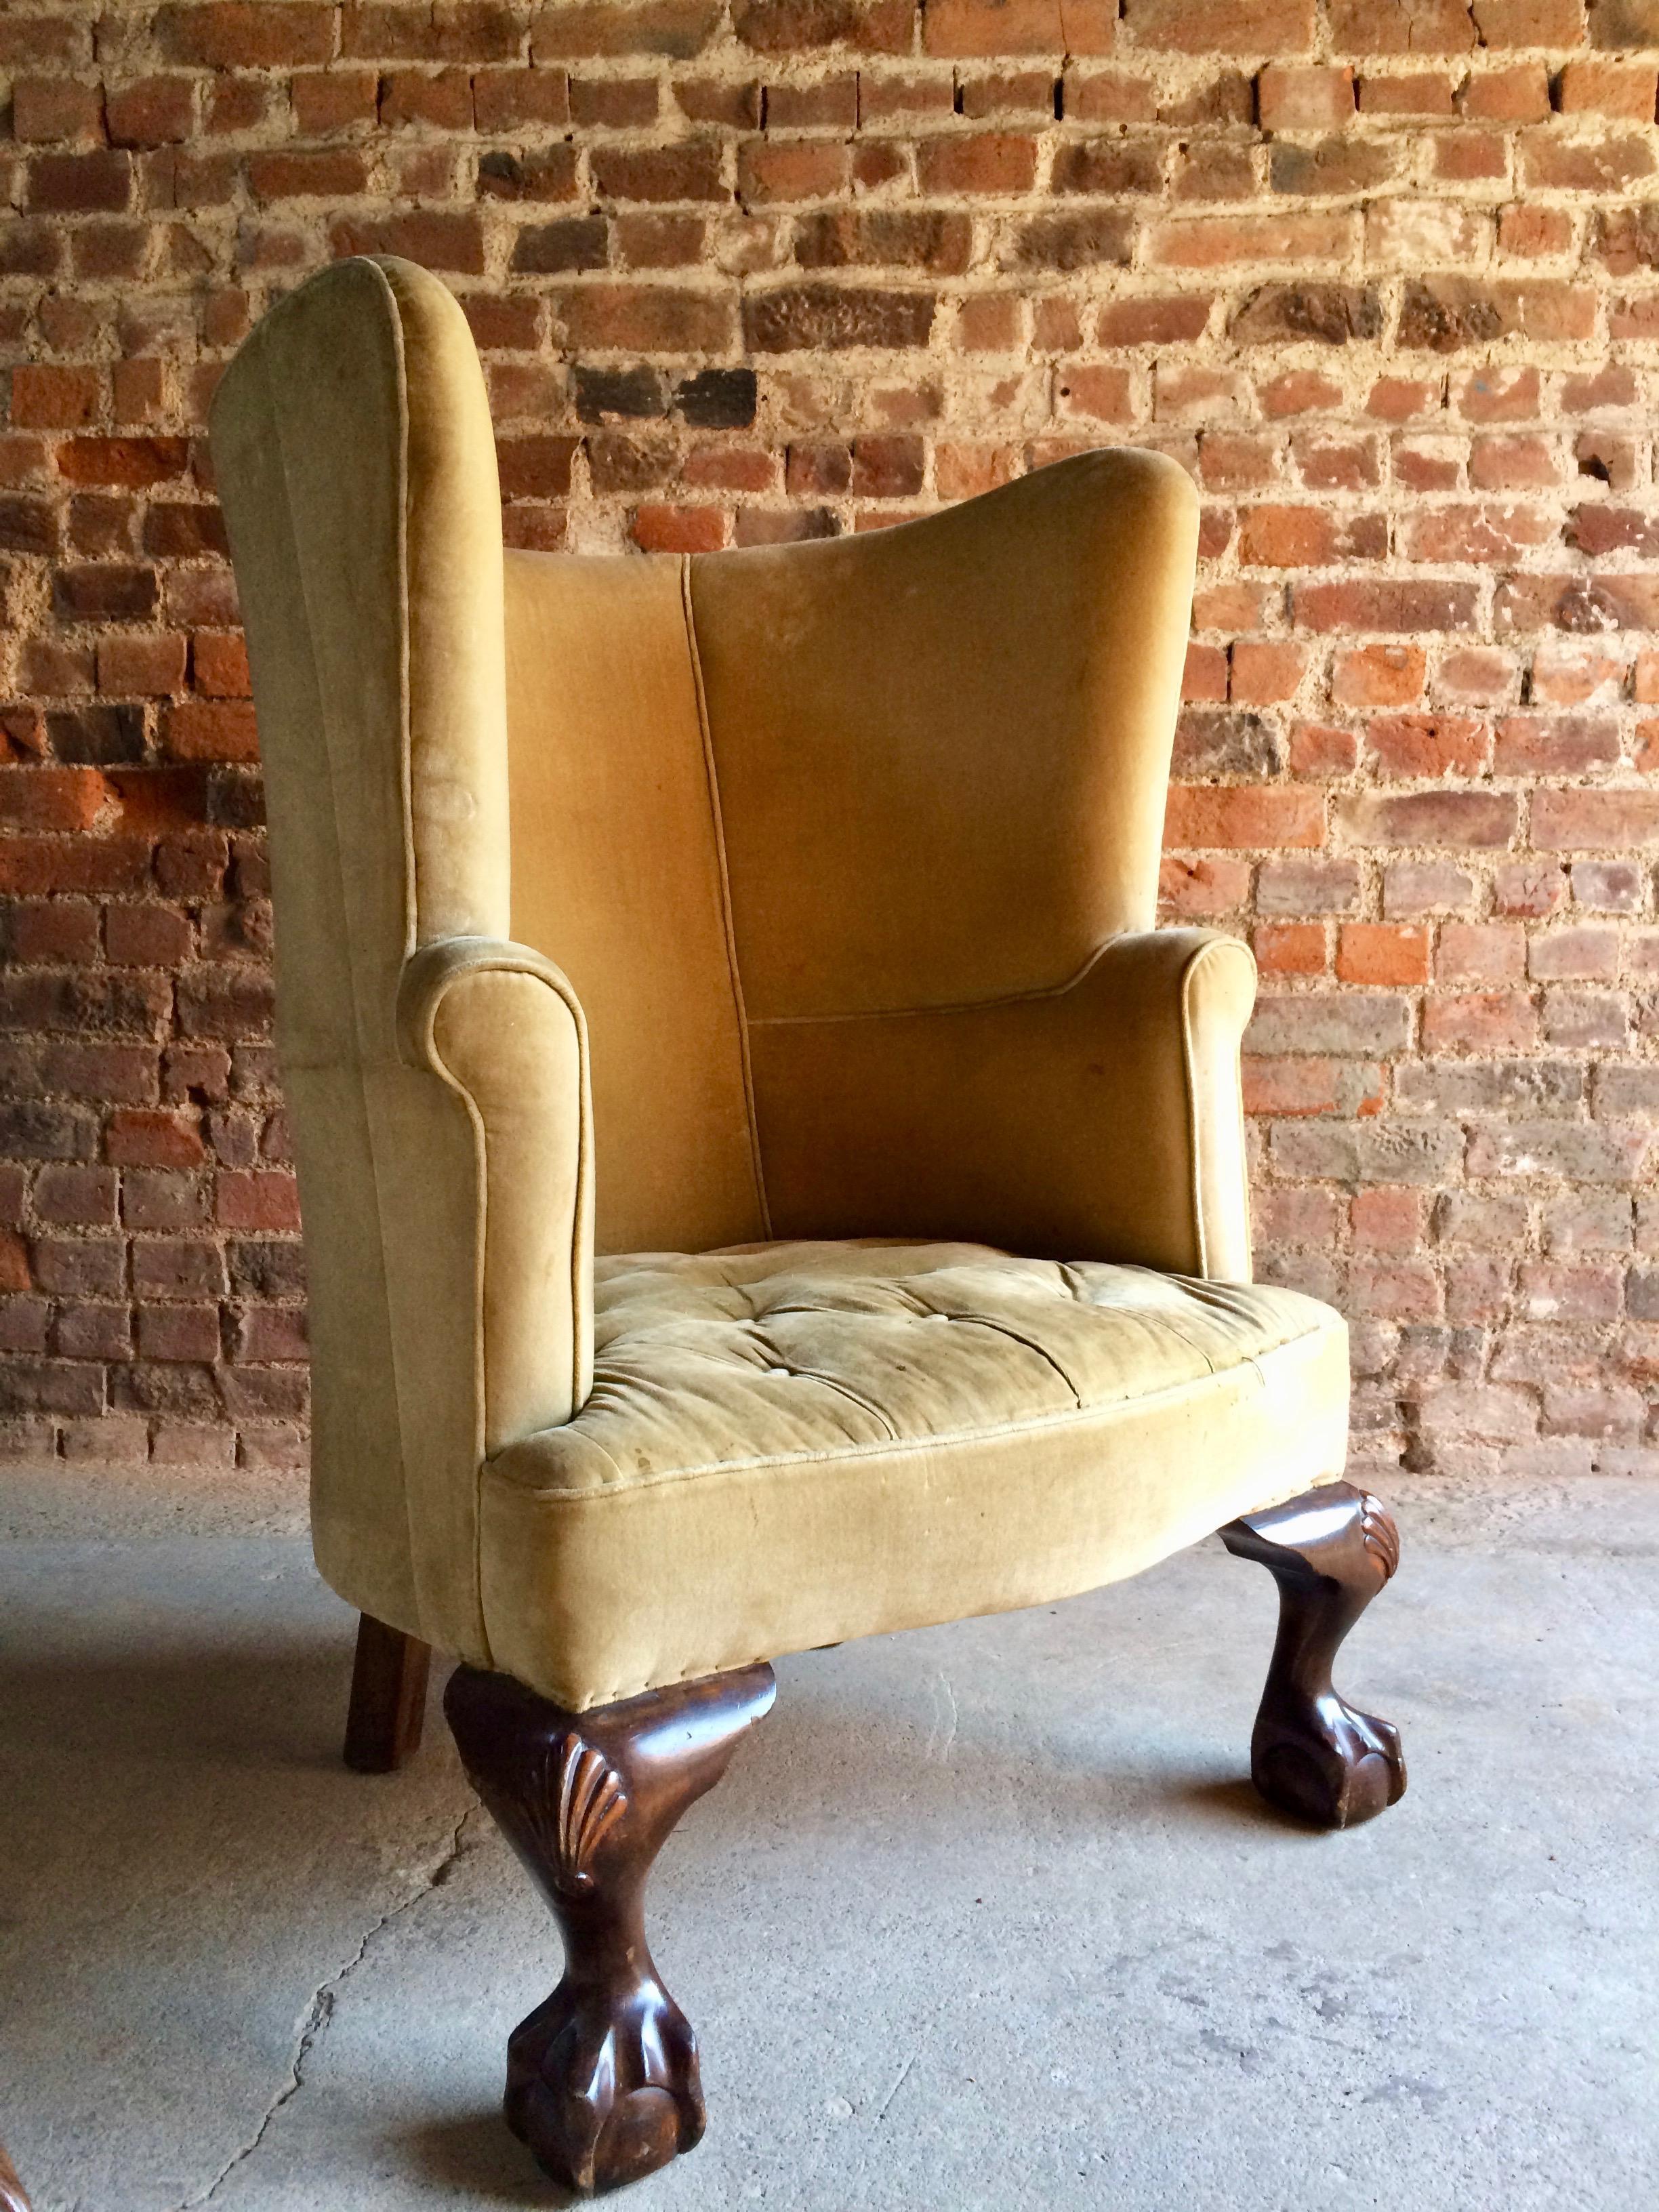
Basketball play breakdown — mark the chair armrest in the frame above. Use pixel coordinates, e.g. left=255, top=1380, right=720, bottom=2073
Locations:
left=749, top=928, right=1257, bottom=1279
left=1065, top=928, right=1256, bottom=1279
left=396, top=936, right=594, bottom=1448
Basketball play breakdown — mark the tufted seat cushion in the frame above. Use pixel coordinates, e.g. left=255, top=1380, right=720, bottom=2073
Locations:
left=479, top=1242, right=1350, bottom=1709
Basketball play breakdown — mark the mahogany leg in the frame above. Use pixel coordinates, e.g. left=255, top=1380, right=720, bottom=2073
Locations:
left=1220, top=1480, right=1406, bottom=1830
left=445, top=1660, right=776, bottom=2196
left=343, top=1612, right=432, bottom=1773
left=0, top=2137, right=30, bottom=2212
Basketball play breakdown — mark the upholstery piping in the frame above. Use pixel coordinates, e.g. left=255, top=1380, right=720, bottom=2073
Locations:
left=252, top=297, right=433, bottom=1633
left=377, top=267, right=502, bottom=1666
left=680, top=554, right=772, bottom=1236
left=1179, top=936, right=1255, bottom=1283
left=1179, top=942, right=1210, bottom=1279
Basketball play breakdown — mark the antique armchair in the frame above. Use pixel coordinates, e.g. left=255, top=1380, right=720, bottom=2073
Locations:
left=211, top=258, right=1404, bottom=2197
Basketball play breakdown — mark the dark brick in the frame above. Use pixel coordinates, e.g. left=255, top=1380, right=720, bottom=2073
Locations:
left=676, top=367, right=758, bottom=427
left=46, top=705, right=146, bottom=766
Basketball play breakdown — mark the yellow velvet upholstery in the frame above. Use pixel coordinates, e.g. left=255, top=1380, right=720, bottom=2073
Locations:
left=211, top=258, right=1350, bottom=1711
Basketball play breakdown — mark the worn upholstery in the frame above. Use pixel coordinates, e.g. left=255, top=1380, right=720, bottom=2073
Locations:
left=211, top=257, right=1351, bottom=1711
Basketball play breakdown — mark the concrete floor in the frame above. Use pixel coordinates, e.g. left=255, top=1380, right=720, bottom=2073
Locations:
left=0, top=1467, right=1653, bottom=2212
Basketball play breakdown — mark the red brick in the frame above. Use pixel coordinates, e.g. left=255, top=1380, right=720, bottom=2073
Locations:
left=743, top=286, right=934, bottom=350
left=1559, top=58, right=1659, bottom=114
left=592, top=142, right=726, bottom=202
left=554, top=283, right=735, bottom=351
left=1158, top=855, right=1252, bottom=916
left=1254, top=921, right=1326, bottom=975
left=1332, top=643, right=1427, bottom=707
left=1257, top=64, right=1355, bottom=127
left=10, top=365, right=103, bottom=430
left=0, top=769, right=110, bottom=834
left=216, top=1170, right=301, bottom=1231
left=924, top=0, right=1116, bottom=52
left=1534, top=791, right=1659, bottom=851
left=249, top=148, right=371, bottom=200
left=1294, top=579, right=1478, bottom=632
left=161, top=702, right=260, bottom=764
left=1366, top=714, right=1491, bottom=777
left=1164, top=785, right=1326, bottom=848
left=1124, top=0, right=1316, bottom=54
left=1242, top=1057, right=1343, bottom=1115
left=26, top=150, right=132, bottom=213
left=1338, top=791, right=1518, bottom=847
left=916, top=133, right=1039, bottom=194
left=327, top=210, right=485, bottom=272
left=630, top=503, right=730, bottom=550
left=1460, top=63, right=1551, bottom=120
left=1422, top=991, right=1538, bottom=1052
left=1437, top=924, right=1526, bottom=983
left=289, top=67, right=380, bottom=132
left=1232, top=641, right=1307, bottom=704
left=157, top=4, right=337, bottom=66
left=1288, top=721, right=1358, bottom=775
left=1472, top=0, right=1583, bottom=41
left=12, top=75, right=104, bottom=142
left=106, top=77, right=197, bottom=146
left=738, top=138, right=851, bottom=202
left=1240, top=504, right=1385, bottom=565
left=1338, top=924, right=1431, bottom=986
left=730, top=1, right=913, bottom=54
left=106, top=1109, right=205, bottom=1168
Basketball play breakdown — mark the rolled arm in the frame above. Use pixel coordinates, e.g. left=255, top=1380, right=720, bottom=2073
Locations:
left=748, top=928, right=1257, bottom=1279
left=1069, top=928, right=1256, bottom=1279
left=396, top=937, right=594, bottom=1450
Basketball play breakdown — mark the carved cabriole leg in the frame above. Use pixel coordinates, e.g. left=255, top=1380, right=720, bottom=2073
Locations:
left=1221, top=1481, right=1406, bottom=1830
left=445, top=1660, right=777, bottom=2196
left=343, top=1613, right=432, bottom=1773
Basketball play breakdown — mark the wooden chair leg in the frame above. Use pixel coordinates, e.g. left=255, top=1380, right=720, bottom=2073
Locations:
left=0, top=2137, right=31, bottom=2212
left=343, top=1612, right=432, bottom=1773
left=1221, top=1480, right=1406, bottom=1830
left=445, top=1660, right=776, bottom=2196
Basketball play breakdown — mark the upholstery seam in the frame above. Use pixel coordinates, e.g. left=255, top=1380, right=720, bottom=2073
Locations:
left=745, top=934, right=1118, bottom=1028
left=485, top=1310, right=1338, bottom=1500
left=680, top=554, right=773, bottom=1237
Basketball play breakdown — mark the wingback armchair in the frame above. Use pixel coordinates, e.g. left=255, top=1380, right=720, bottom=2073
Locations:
left=211, top=257, right=1404, bottom=2197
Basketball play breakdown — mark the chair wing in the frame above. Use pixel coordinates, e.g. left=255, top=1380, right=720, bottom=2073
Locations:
left=210, top=258, right=592, bottom=1664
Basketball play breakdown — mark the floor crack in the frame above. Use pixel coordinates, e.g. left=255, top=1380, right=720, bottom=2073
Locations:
left=171, top=1801, right=480, bottom=2210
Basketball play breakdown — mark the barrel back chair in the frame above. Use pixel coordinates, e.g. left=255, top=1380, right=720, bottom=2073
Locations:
left=211, top=257, right=1403, bottom=2197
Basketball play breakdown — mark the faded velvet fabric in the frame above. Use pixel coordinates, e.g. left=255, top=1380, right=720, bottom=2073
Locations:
left=211, top=256, right=1350, bottom=1712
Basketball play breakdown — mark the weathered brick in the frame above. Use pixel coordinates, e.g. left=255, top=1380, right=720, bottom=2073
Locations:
left=157, top=5, right=337, bottom=66
left=1124, top=0, right=1316, bottom=54
left=924, top=0, right=1115, bottom=52
left=743, top=285, right=935, bottom=350
left=1164, top=785, right=1325, bottom=848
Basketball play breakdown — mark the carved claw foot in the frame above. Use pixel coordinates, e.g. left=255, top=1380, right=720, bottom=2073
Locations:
left=506, top=1973, right=703, bottom=2193
left=445, top=1660, right=776, bottom=2196
left=1221, top=1481, right=1406, bottom=1830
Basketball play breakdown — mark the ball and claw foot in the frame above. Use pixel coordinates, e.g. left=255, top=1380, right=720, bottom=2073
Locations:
left=445, top=1659, right=776, bottom=2196
left=1221, top=1481, right=1406, bottom=1830
left=506, top=1979, right=705, bottom=2194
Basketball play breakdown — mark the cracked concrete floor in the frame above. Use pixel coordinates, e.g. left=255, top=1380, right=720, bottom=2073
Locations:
left=0, top=1465, right=1654, bottom=2212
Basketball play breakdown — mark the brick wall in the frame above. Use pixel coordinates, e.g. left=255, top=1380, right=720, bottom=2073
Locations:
left=3, top=0, right=1659, bottom=1480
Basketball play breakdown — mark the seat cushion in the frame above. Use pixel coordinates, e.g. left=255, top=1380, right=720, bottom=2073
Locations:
left=480, top=1241, right=1349, bottom=1709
